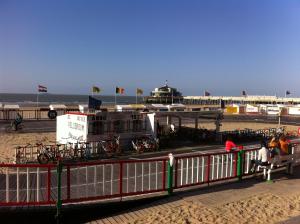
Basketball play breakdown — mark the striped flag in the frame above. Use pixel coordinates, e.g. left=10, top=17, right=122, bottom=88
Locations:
left=136, top=88, right=143, bottom=95
left=92, top=86, right=101, bottom=93
left=38, top=85, right=47, bottom=92
left=116, top=87, right=125, bottom=94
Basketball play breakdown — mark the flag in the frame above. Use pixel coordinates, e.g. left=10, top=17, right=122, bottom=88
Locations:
left=242, top=90, right=246, bottom=96
left=136, top=88, right=143, bottom=95
left=88, top=96, right=102, bottom=110
left=38, top=85, right=47, bottom=93
left=116, top=87, right=125, bottom=94
left=204, top=90, right=210, bottom=96
left=92, top=86, right=100, bottom=93
left=286, top=90, right=291, bottom=95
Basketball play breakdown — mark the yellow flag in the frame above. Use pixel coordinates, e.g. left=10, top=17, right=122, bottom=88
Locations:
left=136, top=88, right=143, bottom=95
left=92, top=86, right=100, bottom=93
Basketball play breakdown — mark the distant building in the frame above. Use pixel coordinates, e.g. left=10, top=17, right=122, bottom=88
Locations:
left=144, top=82, right=183, bottom=104
left=183, top=95, right=300, bottom=106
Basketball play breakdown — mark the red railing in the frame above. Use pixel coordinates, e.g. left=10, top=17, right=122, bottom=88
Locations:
left=1, top=142, right=299, bottom=207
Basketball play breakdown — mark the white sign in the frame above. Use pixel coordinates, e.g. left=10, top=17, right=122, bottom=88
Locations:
left=57, top=114, right=88, bottom=144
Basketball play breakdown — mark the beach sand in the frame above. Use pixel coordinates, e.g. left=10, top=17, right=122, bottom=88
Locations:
left=0, top=132, right=55, bottom=163
left=126, top=193, right=300, bottom=224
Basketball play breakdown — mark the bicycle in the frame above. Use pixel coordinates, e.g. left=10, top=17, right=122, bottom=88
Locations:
left=98, top=135, right=120, bottom=158
left=15, top=143, right=32, bottom=164
left=132, top=135, right=158, bottom=153
left=5, top=122, right=24, bottom=133
left=37, top=143, right=62, bottom=164
left=5, top=113, right=24, bottom=132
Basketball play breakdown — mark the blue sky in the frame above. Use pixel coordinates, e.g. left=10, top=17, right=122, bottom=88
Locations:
left=1, top=0, right=300, bottom=96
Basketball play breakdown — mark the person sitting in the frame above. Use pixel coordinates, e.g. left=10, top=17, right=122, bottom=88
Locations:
left=268, top=136, right=280, bottom=158
left=250, top=141, right=270, bottom=173
left=279, top=135, right=289, bottom=155
left=225, top=136, right=237, bottom=152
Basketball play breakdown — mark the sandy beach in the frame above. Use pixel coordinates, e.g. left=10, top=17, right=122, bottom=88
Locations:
left=126, top=192, right=300, bottom=224
left=0, top=132, right=55, bottom=163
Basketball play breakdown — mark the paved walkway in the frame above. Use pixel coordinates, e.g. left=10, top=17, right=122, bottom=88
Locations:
left=87, top=166, right=300, bottom=224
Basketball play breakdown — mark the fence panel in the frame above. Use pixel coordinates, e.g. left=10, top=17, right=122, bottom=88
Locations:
left=174, top=155, right=209, bottom=189
left=209, top=152, right=237, bottom=182
left=122, top=159, right=166, bottom=196
left=243, top=149, right=259, bottom=175
left=0, top=164, right=55, bottom=206
left=63, top=161, right=121, bottom=203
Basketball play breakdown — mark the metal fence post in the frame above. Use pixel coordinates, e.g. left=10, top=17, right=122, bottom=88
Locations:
left=237, top=150, right=244, bottom=181
left=167, top=153, right=174, bottom=195
left=56, top=160, right=63, bottom=223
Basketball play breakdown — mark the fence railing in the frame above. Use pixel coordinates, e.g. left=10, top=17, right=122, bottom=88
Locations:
left=1, top=142, right=300, bottom=208
left=0, top=109, right=79, bottom=120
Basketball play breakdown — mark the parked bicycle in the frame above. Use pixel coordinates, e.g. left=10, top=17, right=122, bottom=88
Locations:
left=98, top=135, right=120, bottom=158
left=132, top=135, right=159, bottom=153
left=15, top=143, right=32, bottom=164
left=37, top=142, right=62, bottom=164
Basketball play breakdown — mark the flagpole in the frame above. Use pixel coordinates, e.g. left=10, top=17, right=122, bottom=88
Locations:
left=37, top=92, right=39, bottom=108
left=136, top=90, right=138, bottom=105
left=115, top=90, right=117, bottom=106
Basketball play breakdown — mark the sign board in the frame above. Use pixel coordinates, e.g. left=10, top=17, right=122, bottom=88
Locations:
left=57, top=114, right=88, bottom=144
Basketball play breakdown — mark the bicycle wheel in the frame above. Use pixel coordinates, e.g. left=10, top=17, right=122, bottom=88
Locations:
left=38, top=153, right=50, bottom=164
left=5, top=124, right=13, bottom=133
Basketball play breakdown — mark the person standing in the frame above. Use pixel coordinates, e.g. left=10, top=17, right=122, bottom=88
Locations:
left=225, top=136, right=237, bottom=152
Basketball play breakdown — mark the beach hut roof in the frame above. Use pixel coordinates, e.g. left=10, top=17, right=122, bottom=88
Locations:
left=49, top=104, right=67, bottom=110
left=3, top=104, right=20, bottom=109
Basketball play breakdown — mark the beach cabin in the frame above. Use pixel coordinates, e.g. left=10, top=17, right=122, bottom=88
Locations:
left=115, top=104, right=146, bottom=112
left=225, top=104, right=240, bottom=114
left=78, top=104, right=88, bottom=113
left=167, top=104, right=186, bottom=111
left=288, top=106, right=300, bottom=115
left=149, top=104, right=169, bottom=112
left=49, top=104, right=67, bottom=116
left=56, top=111, right=155, bottom=149
left=245, top=104, right=259, bottom=114
left=266, top=105, right=280, bottom=115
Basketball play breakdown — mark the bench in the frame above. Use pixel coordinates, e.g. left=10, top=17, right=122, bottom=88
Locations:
left=257, top=154, right=296, bottom=181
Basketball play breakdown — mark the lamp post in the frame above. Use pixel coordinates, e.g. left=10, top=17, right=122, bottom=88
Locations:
left=278, top=108, right=282, bottom=128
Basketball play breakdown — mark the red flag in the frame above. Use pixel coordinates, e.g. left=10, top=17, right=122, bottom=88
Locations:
left=38, top=85, right=47, bottom=92
left=116, top=87, right=125, bottom=94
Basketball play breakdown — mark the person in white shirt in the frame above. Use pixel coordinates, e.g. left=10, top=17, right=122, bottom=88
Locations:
left=250, top=141, right=270, bottom=173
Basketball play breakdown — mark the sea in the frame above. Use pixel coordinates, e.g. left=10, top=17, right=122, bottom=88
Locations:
left=0, top=93, right=143, bottom=107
